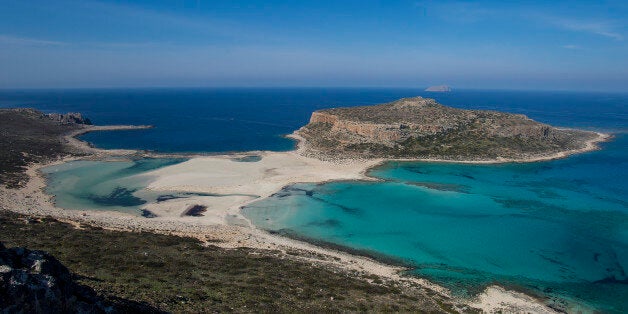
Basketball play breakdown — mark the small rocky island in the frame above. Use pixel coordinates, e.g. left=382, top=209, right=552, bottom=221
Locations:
left=425, top=85, right=452, bottom=92
left=296, top=97, right=601, bottom=160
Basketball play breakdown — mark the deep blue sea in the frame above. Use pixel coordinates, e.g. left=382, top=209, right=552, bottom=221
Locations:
left=0, top=88, right=625, bottom=152
left=1, top=88, right=626, bottom=312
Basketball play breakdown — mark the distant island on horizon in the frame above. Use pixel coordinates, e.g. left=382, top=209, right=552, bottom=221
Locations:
left=424, top=85, right=452, bottom=92
left=2, top=0, right=626, bottom=312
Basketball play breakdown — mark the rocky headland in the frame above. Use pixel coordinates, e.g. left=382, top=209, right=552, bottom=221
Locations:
left=46, top=112, right=93, bottom=125
left=0, top=109, right=92, bottom=188
left=0, top=108, right=150, bottom=188
left=296, top=97, right=604, bottom=161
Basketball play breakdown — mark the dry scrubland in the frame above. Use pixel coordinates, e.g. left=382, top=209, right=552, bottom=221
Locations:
left=1, top=210, right=461, bottom=312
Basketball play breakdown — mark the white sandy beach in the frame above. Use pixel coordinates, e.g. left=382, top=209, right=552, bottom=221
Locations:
left=140, top=150, right=382, bottom=223
left=0, top=128, right=609, bottom=313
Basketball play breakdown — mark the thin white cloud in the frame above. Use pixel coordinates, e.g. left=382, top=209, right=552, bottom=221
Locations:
left=544, top=17, right=624, bottom=40
left=88, top=41, right=167, bottom=49
left=0, top=34, right=171, bottom=50
left=414, top=2, right=625, bottom=41
left=561, top=44, right=581, bottom=49
left=0, top=34, right=66, bottom=46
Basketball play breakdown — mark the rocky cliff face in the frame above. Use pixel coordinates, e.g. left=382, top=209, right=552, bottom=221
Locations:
left=309, top=112, right=406, bottom=142
left=297, top=97, right=598, bottom=160
left=0, top=242, right=114, bottom=313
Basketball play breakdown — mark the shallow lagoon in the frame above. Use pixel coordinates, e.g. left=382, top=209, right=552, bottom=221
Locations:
left=26, top=89, right=627, bottom=312
left=41, top=140, right=628, bottom=311
left=42, top=158, right=186, bottom=215
left=41, top=143, right=628, bottom=312
left=243, top=135, right=628, bottom=313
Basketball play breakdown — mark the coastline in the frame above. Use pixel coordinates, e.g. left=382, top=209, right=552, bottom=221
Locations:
left=392, top=131, right=611, bottom=164
left=290, top=130, right=611, bottom=165
left=1, top=124, right=612, bottom=313
left=64, top=124, right=153, bottom=156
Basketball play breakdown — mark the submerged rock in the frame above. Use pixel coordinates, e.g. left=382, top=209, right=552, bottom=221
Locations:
left=181, top=205, right=207, bottom=217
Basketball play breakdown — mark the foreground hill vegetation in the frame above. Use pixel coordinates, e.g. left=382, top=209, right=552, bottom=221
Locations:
left=0, top=107, right=465, bottom=312
left=0, top=210, right=461, bottom=313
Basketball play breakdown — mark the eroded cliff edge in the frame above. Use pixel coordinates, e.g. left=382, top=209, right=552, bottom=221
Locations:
left=296, top=97, right=602, bottom=161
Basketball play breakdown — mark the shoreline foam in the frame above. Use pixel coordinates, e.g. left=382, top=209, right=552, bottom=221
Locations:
left=1, top=124, right=611, bottom=313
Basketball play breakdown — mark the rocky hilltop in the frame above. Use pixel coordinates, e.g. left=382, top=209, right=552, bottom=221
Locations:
left=0, top=242, right=114, bottom=312
left=46, top=112, right=92, bottom=125
left=296, top=97, right=601, bottom=160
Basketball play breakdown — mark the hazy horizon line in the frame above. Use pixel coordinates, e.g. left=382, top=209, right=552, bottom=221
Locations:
left=1, top=85, right=627, bottom=94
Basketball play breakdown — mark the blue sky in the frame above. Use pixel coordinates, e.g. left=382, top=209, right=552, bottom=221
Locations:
left=1, top=0, right=627, bottom=90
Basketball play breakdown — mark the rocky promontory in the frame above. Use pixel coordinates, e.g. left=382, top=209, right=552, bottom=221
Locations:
left=296, top=97, right=602, bottom=160
left=0, top=108, right=90, bottom=187
left=0, top=108, right=149, bottom=188
left=46, top=112, right=92, bottom=125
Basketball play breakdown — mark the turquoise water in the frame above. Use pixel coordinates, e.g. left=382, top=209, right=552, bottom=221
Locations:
left=242, top=135, right=628, bottom=313
left=12, top=89, right=626, bottom=312
left=42, top=158, right=186, bottom=215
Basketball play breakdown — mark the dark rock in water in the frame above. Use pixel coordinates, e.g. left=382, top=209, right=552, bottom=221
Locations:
left=181, top=205, right=207, bottom=217
left=406, top=181, right=470, bottom=193
left=88, top=187, right=146, bottom=207
left=460, top=174, right=475, bottom=180
left=156, top=194, right=184, bottom=203
left=231, top=155, right=262, bottom=162
left=305, top=219, right=342, bottom=228
left=593, top=276, right=628, bottom=284
left=270, top=192, right=291, bottom=198
left=141, top=209, right=157, bottom=218
left=0, top=243, right=112, bottom=312
left=46, top=112, right=93, bottom=125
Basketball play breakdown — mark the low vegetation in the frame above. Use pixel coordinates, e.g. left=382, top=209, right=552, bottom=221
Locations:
left=0, top=210, right=462, bottom=313
left=0, top=108, right=84, bottom=187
